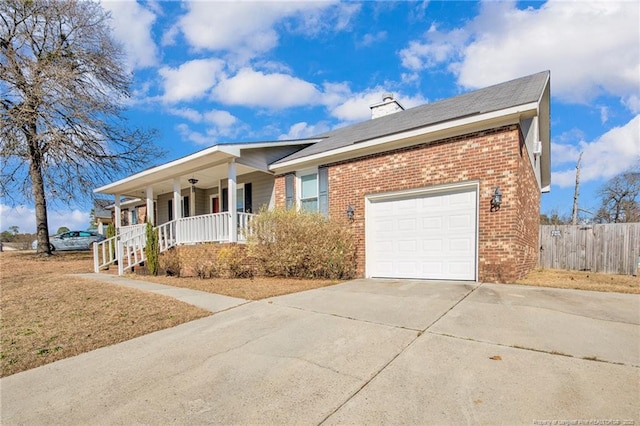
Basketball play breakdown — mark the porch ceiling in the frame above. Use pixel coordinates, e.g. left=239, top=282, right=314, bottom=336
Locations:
left=94, top=147, right=259, bottom=198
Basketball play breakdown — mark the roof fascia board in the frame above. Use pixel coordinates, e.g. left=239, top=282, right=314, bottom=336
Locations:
left=94, top=145, right=236, bottom=194
left=271, top=102, right=539, bottom=173
left=232, top=139, right=323, bottom=150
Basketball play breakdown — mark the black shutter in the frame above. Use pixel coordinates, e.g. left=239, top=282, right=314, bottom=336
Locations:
left=318, top=167, right=328, bottom=217
left=168, top=199, right=173, bottom=221
left=183, top=196, right=190, bottom=217
left=244, top=183, right=252, bottom=213
left=222, top=188, right=228, bottom=212
left=285, top=174, right=294, bottom=209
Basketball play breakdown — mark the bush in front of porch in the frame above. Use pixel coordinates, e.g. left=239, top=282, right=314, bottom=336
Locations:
left=159, top=244, right=253, bottom=279
left=157, top=208, right=356, bottom=281
left=248, top=207, right=356, bottom=280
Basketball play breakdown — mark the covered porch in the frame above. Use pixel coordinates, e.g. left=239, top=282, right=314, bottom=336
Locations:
left=92, top=141, right=313, bottom=275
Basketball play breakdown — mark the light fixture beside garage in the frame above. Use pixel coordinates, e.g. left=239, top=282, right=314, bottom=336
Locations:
left=490, top=187, right=502, bottom=211
left=346, top=205, right=355, bottom=221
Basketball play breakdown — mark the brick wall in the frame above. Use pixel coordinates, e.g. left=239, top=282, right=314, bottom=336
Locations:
left=274, top=124, right=541, bottom=283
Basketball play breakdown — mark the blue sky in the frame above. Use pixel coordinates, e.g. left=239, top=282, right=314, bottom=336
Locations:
left=2, top=0, right=639, bottom=233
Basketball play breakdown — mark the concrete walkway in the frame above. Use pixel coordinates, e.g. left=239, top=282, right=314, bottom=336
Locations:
left=1, top=277, right=638, bottom=425
left=74, top=273, right=249, bottom=313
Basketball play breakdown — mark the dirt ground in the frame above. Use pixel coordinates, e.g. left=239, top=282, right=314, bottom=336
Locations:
left=516, top=268, right=639, bottom=294
left=0, top=251, right=210, bottom=377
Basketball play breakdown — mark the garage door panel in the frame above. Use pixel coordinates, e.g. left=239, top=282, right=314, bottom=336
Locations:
left=449, top=214, right=473, bottom=229
left=398, top=218, right=417, bottom=231
left=397, top=239, right=417, bottom=252
left=368, top=187, right=477, bottom=281
left=449, top=238, right=472, bottom=252
left=423, top=217, right=442, bottom=229
left=423, top=239, right=443, bottom=252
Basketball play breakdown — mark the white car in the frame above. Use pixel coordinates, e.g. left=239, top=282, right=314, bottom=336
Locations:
left=32, top=231, right=106, bottom=251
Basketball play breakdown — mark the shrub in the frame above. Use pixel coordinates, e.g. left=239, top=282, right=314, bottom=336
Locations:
left=105, top=223, right=116, bottom=259
left=248, top=207, right=356, bottom=279
left=159, top=247, right=181, bottom=276
left=216, top=244, right=252, bottom=278
left=144, top=221, right=159, bottom=276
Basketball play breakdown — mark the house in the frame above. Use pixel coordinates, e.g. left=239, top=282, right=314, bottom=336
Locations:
left=94, top=71, right=550, bottom=283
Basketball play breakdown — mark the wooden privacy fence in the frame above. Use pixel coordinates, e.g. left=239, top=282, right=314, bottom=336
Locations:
left=539, top=223, right=640, bottom=275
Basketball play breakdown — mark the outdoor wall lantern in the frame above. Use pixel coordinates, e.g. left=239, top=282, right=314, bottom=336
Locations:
left=188, top=178, right=198, bottom=188
left=346, top=205, right=355, bottom=221
left=490, top=186, right=502, bottom=211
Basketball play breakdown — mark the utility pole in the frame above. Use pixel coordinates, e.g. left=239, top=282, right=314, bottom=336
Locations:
left=572, top=152, right=583, bottom=225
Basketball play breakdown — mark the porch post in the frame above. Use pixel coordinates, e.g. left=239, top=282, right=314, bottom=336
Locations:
left=114, top=194, right=121, bottom=230
left=173, top=179, right=182, bottom=220
left=173, top=178, right=182, bottom=245
left=228, top=160, right=237, bottom=243
left=146, top=186, right=154, bottom=225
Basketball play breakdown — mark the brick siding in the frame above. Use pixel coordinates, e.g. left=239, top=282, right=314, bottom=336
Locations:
left=274, top=124, right=541, bottom=283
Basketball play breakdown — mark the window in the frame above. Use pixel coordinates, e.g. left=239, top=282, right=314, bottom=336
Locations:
left=289, top=168, right=328, bottom=215
left=236, top=185, right=245, bottom=212
left=300, top=173, right=318, bottom=212
left=168, top=199, right=173, bottom=221
left=221, top=183, right=251, bottom=213
left=130, top=208, right=138, bottom=225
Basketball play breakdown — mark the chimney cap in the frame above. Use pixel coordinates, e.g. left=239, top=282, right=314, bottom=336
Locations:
left=382, top=92, right=394, bottom=102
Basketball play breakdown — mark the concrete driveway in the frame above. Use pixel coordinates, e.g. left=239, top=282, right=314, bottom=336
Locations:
left=2, top=278, right=638, bottom=425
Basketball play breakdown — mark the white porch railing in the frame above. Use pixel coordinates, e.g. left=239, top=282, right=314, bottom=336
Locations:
left=93, top=213, right=254, bottom=274
left=178, top=213, right=229, bottom=244
left=93, top=223, right=146, bottom=274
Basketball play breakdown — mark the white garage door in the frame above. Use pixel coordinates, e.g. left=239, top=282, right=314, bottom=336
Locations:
left=367, top=187, right=477, bottom=280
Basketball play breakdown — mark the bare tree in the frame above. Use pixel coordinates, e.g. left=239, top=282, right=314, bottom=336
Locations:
left=0, top=0, right=161, bottom=255
left=571, top=152, right=583, bottom=225
left=594, top=166, right=640, bottom=223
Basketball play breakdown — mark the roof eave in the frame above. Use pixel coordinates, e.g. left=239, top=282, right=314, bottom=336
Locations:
left=270, top=102, right=539, bottom=173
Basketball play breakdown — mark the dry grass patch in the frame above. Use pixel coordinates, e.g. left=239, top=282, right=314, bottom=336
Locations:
left=128, top=272, right=340, bottom=300
left=0, top=251, right=209, bottom=377
left=516, top=268, right=639, bottom=294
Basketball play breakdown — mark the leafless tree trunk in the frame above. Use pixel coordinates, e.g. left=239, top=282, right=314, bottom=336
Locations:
left=0, top=0, right=161, bottom=255
left=572, top=152, right=583, bottom=225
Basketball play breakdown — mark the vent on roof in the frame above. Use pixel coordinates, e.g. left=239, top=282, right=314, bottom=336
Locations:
left=370, top=93, right=405, bottom=119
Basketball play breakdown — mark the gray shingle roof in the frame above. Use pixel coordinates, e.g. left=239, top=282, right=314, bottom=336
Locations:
left=275, top=71, right=550, bottom=164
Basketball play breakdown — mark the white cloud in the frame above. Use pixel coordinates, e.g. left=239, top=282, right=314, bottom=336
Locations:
left=400, top=1, right=640, bottom=110
left=159, top=59, right=225, bottom=103
left=170, top=1, right=348, bottom=63
left=169, top=108, right=239, bottom=136
left=174, top=109, right=245, bottom=145
left=203, top=110, right=237, bottom=129
left=0, top=205, right=90, bottom=235
left=101, top=1, right=158, bottom=69
left=213, top=68, right=321, bottom=108
left=168, top=107, right=204, bottom=123
left=175, top=124, right=212, bottom=146
left=279, top=121, right=331, bottom=140
left=359, top=31, right=388, bottom=47
left=399, top=24, right=468, bottom=71
left=551, top=115, right=640, bottom=187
